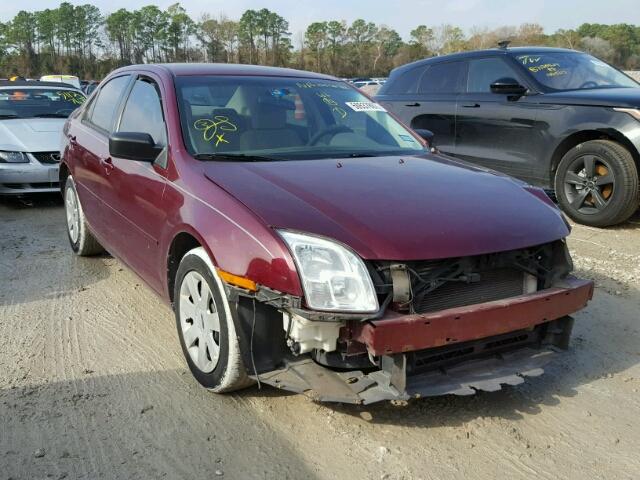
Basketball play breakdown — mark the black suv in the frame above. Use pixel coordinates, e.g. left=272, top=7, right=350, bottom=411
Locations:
left=377, top=47, right=640, bottom=227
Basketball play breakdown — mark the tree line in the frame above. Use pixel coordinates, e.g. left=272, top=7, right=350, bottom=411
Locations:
left=1, top=2, right=640, bottom=80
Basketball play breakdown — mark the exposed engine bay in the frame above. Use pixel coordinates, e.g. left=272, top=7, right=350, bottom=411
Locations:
left=226, top=240, right=593, bottom=404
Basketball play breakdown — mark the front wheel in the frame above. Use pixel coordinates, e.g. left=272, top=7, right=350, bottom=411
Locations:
left=554, top=140, right=639, bottom=227
left=174, top=247, right=252, bottom=392
left=64, top=175, right=104, bottom=256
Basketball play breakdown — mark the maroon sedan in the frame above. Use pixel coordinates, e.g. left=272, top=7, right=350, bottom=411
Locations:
left=60, top=64, right=593, bottom=404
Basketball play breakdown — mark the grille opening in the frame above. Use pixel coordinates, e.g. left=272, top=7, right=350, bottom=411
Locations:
left=372, top=243, right=566, bottom=315
left=415, top=268, right=526, bottom=313
left=407, top=327, right=542, bottom=374
left=413, top=347, right=475, bottom=369
left=32, top=152, right=61, bottom=164
left=484, top=334, right=530, bottom=350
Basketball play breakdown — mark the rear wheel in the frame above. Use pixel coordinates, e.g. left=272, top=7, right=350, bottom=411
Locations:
left=554, top=140, right=639, bottom=227
left=64, top=175, right=104, bottom=256
left=174, top=247, right=252, bottom=392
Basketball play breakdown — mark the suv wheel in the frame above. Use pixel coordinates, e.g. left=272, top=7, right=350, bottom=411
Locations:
left=554, top=139, right=639, bottom=227
left=174, top=247, right=252, bottom=392
left=64, top=175, right=104, bottom=256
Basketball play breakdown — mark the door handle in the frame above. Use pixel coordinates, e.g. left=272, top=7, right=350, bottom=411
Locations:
left=462, top=103, right=480, bottom=108
left=405, top=102, right=421, bottom=107
left=100, top=157, right=114, bottom=174
left=69, top=135, right=78, bottom=145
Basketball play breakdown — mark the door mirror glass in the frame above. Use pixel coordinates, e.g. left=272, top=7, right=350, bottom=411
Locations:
left=490, top=77, right=527, bottom=96
left=109, top=132, right=162, bottom=162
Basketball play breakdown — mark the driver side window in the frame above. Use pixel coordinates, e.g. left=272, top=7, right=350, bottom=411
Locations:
left=117, top=77, right=167, bottom=167
left=118, top=78, right=166, bottom=147
left=467, top=58, right=520, bottom=93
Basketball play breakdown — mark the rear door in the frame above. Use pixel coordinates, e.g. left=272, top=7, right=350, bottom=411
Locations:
left=101, top=74, right=169, bottom=292
left=378, top=61, right=465, bottom=155
left=73, top=74, right=132, bottom=238
left=455, top=56, right=545, bottom=182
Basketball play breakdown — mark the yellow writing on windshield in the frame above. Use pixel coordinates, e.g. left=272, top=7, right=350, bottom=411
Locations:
left=59, top=91, right=85, bottom=105
left=528, top=63, right=568, bottom=77
left=194, top=116, right=238, bottom=147
left=316, top=92, right=347, bottom=119
left=296, top=81, right=350, bottom=90
left=517, top=55, right=542, bottom=65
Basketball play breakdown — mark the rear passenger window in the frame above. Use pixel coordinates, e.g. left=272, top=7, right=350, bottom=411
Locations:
left=418, top=62, right=465, bottom=94
left=119, top=79, right=166, bottom=145
left=467, top=58, right=520, bottom=93
left=88, top=75, right=131, bottom=132
left=384, top=67, right=426, bottom=94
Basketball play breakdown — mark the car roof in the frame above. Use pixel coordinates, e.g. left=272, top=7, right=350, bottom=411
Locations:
left=111, top=63, right=337, bottom=81
left=391, top=46, right=579, bottom=74
left=0, top=80, right=82, bottom=89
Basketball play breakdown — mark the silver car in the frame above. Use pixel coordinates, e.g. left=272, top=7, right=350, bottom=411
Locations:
left=0, top=81, right=86, bottom=194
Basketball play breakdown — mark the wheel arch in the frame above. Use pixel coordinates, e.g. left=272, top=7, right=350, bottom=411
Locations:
left=166, top=230, right=216, bottom=305
left=59, top=162, right=70, bottom=193
left=550, top=129, right=640, bottom=180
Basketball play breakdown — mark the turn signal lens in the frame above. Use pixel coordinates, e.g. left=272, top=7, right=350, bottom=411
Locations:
left=217, top=269, right=257, bottom=291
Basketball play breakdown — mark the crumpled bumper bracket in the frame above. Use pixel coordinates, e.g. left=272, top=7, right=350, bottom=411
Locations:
left=253, top=345, right=560, bottom=405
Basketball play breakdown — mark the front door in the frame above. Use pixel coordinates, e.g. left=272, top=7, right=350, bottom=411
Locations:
left=455, top=56, right=545, bottom=183
left=100, top=75, right=169, bottom=293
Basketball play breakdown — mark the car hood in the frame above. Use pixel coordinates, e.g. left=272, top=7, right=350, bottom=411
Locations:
left=0, top=118, right=65, bottom=152
left=203, top=155, right=569, bottom=260
left=537, top=87, right=640, bottom=108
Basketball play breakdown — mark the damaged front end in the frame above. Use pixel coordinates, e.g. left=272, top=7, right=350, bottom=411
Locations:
left=226, top=240, right=593, bottom=405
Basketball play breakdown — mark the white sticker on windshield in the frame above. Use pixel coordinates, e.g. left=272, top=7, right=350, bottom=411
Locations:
left=345, top=101, right=386, bottom=112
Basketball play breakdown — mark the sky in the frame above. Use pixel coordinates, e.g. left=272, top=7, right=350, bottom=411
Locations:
left=2, top=0, right=640, bottom=43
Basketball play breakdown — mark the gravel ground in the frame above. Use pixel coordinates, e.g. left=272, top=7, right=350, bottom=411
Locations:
left=1, top=194, right=639, bottom=480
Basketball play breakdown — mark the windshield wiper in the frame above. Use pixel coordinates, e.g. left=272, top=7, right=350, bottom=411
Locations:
left=193, top=153, right=280, bottom=162
left=0, top=114, right=19, bottom=119
left=340, top=153, right=378, bottom=158
left=33, top=113, right=68, bottom=118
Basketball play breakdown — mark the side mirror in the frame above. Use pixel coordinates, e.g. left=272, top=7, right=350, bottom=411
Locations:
left=490, top=77, right=527, bottom=96
left=109, top=132, right=162, bottom=162
left=413, top=128, right=435, bottom=148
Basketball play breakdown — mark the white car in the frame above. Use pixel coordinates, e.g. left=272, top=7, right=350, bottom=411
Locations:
left=0, top=80, right=85, bottom=194
left=40, top=75, right=82, bottom=90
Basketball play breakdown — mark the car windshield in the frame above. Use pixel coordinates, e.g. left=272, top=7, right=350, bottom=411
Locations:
left=0, top=88, right=86, bottom=118
left=516, top=52, right=639, bottom=91
left=175, top=76, right=426, bottom=160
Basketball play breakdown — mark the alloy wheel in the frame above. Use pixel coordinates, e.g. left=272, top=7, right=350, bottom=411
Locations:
left=563, top=154, right=615, bottom=215
left=179, top=271, right=221, bottom=373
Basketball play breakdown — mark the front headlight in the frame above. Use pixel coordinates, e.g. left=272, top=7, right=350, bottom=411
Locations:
left=613, top=107, right=640, bottom=121
left=279, top=231, right=379, bottom=313
left=0, top=151, right=29, bottom=163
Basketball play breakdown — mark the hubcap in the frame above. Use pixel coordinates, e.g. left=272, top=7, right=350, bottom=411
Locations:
left=179, top=271, right=221, bottom=373
left=65, top=185, right=80, bottom=243
left=563, top=154, right=615, bottom=215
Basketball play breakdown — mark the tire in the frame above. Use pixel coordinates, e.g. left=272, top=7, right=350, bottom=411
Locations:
left=174, top=247, right=252, bottom=392
left=554, top=139, right=640, bottom=227
left=64, top=175, right=104, bottom=256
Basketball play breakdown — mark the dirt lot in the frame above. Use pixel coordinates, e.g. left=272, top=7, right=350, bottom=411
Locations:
left=1, top=194, right=639, bottom=480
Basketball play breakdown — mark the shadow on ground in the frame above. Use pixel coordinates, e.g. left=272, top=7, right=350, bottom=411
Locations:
left=0, top=370, right=317, bottom=480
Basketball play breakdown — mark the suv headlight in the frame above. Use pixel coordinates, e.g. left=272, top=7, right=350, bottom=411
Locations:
left=0, top=151, right=29, bottom=163
left=279, top=231, right=379, bottom=313
left=614, top=107, right=640, bottom=121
